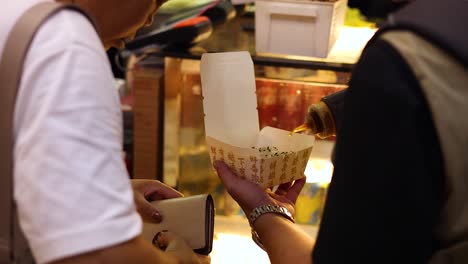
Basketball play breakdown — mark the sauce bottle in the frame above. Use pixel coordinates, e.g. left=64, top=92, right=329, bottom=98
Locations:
left=292, top=89, right=346, bottom=138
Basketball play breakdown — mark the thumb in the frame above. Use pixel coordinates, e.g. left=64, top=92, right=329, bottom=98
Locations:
left=136, top=195, right=162, bottom=223
left=154, top=230, right=195, bottom=260
left=285, top=177, right=307, bottom=204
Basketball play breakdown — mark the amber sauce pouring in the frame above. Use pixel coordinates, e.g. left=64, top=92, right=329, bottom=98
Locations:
left=289, top=123, right=309, bottom=136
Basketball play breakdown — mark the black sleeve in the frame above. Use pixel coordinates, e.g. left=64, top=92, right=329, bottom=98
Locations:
left=312, top=39, right=445, bottom=263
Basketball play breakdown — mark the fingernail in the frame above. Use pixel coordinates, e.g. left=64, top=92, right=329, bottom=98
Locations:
left=152, top=230, right=168, bottom=249
left=152, top=211, right=162, bottom=222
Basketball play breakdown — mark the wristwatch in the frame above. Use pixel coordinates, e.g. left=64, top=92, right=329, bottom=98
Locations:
left=249, top=204, right=294, bottom=226
left=248, top=204, right=295, bottom=250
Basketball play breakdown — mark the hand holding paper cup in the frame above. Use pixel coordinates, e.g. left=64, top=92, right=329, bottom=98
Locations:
left=200, top=51, right=315, bottom=188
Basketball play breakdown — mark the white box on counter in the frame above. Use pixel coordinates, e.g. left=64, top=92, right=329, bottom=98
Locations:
left=255, top=0, right=348, bottom=58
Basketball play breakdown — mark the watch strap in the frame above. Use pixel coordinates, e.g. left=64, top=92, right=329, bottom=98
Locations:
left=248, top=204, right=294, bottom=250
left=249, top=204, right=294, bottom=227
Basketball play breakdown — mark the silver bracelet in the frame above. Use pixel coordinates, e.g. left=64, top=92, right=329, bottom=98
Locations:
left=248, top=204, right=295, bottom=250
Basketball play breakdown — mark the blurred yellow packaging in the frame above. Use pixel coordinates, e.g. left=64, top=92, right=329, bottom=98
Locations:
left=295, top=157, right=333, bottom=225
left=296, top=182, right=329, bottom=225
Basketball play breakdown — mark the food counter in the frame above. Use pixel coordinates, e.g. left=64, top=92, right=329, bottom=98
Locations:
left=212, top=215, right=318, bottom=264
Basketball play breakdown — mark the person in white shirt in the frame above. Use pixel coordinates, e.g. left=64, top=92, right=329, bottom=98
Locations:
left=1, top=0, right=209, bottom=263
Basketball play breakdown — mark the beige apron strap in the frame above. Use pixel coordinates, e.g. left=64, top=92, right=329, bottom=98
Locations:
left=0, top=2, right=92, bottom=263
left=381, top=30, right=468, bottom=264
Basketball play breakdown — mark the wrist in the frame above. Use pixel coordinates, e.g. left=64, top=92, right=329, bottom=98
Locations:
left=249, top=204, right=294, bottom=227
left=243, top=197, right=274, bottom=217
left=248, top=204, right=294, bottom=250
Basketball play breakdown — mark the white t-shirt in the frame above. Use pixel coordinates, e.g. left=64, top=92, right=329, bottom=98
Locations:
left=1, top=1, right=142, bottom=263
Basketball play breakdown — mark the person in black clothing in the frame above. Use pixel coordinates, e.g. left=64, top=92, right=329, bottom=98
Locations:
left=311, top=36, right=445, bottom=263
left=348, top=0, right=408, bottom=20
left=214, top=0, right=468, bottom=263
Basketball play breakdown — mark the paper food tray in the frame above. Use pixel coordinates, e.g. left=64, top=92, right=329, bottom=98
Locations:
left=201, top=51, right=315, bottom=188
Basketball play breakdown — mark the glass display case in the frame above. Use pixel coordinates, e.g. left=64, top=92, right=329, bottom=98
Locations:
left=160, top=56, right=349, bottom=217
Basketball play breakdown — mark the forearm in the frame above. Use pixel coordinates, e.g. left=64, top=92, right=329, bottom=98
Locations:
left=254, top=214, right=314, bottom=264
left=50, top=236, right=178, bottom=264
